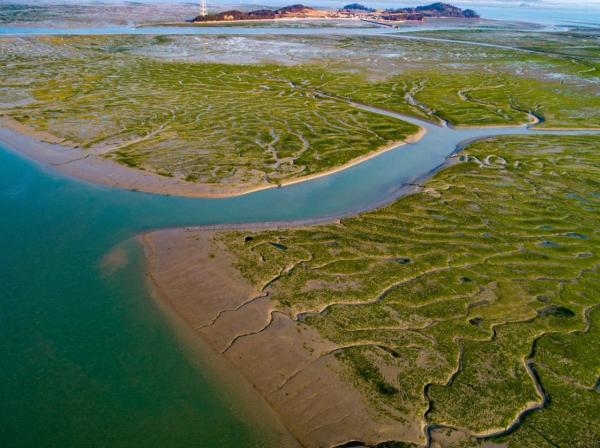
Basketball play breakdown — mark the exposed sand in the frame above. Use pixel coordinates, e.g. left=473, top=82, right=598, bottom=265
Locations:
left=141, top=228, right=424, bottom=447
left=0, top=116, right=425, bottom=199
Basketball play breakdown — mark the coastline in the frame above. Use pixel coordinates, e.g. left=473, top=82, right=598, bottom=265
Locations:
left=140, top=228, right=426, bottom=447
left=0, top=117, right=426, bottom=200
left=6, top=102, right=599, bottom=448
left=134, top=131, right=600, bottom=447
left=148, top=17, right=361, bottom=27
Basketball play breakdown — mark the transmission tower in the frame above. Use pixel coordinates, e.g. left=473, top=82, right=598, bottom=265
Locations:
left=199, top=0, right=208, bottom=17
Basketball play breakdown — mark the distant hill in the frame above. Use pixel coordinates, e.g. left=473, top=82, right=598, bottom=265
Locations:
left=385, top=2, right=479, bottom=18
left=192, top=2, right=479, bottom=23
left=276, top=4, right=314, bottom=14
left=342, top=3, right=375, bottom=12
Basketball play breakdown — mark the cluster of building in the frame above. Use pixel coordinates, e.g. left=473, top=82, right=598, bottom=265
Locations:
left=192, top=2, right=479, bottom=24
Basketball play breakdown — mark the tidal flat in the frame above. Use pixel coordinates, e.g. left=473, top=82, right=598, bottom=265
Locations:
left=2, top=22, right=600, bottom=448
left=216, top=134, right=600, bottom=447
left=2, top=33, right=600, bottom=196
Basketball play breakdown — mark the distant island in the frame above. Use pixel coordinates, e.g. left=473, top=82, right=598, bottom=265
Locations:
left=341, top=3, right=376, bottom=13
left=193, top=4, right=331, bottom=23
left=192, top=2, right=479, bottom=23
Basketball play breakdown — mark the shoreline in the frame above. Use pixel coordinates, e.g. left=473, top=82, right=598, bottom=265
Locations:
left=139, top=228, right=426, bottom=447
left=130, top=155, right=467, bottom=447
left=139, top=233, right=302, bottom=448
left=154, top=17, right=361, bottom=27
left=133, top=130, right=600, bottom=447
left=7, top=109, right=599, bottom=448
left=0, top=116, right=426, bottom=200
left=143, top=16, right=491, bottom=29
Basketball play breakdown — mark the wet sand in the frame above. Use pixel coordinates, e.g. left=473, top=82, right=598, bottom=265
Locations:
left=0, top=117, right=425, bottom=199
left=141, top=228, right=425, bottom=447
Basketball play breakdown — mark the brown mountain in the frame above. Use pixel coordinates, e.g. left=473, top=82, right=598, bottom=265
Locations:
left=193, top=4, right=330, bottom=22
left=384, top=2, right=479, bottom=18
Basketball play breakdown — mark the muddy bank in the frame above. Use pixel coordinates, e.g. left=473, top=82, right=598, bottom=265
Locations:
left=0, top=117, right=424, bottom=200
left=141, top=228, right=424, bottom=447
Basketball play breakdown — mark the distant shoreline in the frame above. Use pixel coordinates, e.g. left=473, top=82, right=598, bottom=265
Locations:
left=141, top=16, right=481, bottom=29
left=154, top=17, right=363, bottom=27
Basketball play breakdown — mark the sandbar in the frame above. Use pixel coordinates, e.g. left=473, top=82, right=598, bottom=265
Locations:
left=0, top=116, right=425, bottom=199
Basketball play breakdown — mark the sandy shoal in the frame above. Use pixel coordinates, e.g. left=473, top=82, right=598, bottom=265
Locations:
left=141, top=227, right=424, bottom=447
left=0, top=116, right=425, bottom=199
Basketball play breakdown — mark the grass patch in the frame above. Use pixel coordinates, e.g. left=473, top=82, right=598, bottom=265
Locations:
left=222, top=135, right=600, bottom=445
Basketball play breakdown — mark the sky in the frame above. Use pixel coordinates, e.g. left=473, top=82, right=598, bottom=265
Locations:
left=146, top=0, right=600, bottom=5
left=9, top=0, right=600, bottom=5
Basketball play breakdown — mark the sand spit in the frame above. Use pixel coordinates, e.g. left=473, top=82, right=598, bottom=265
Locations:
left=0, top=117, right=424, bottom=200
left=141, top=228, right=423, bottom=447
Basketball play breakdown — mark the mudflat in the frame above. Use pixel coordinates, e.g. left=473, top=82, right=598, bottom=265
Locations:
left=0, top=118, right=424, bottom=199
left=142, top=228, right=425, bottom=447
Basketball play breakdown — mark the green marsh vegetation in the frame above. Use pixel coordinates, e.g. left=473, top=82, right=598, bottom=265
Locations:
left=223, top=134, right=600, bottom=446
left=2, top=28, right=599, bottom=447
left=0, top=36, right=417, bottom=187
left=1, top=34, right=599, bottom=189
left=317, top=69, right=600, bottom=128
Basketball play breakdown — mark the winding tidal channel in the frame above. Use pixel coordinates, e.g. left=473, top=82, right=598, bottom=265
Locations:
left=2, top=26, right=600, bottom=448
